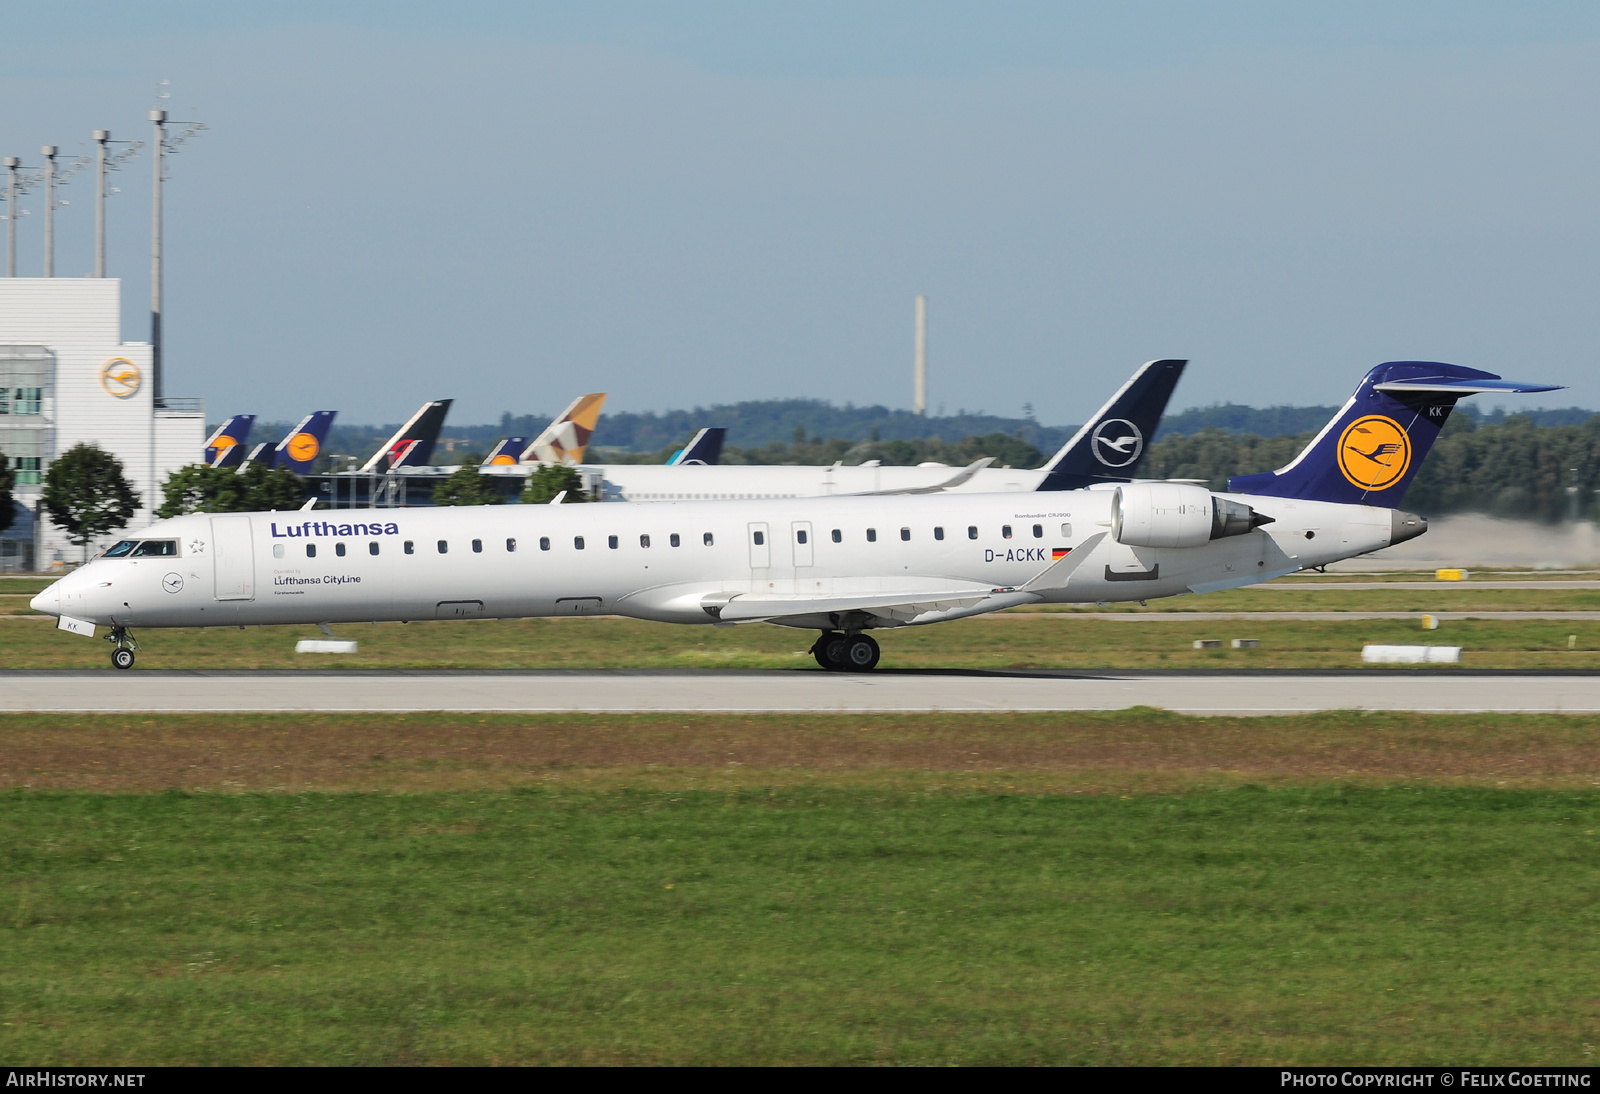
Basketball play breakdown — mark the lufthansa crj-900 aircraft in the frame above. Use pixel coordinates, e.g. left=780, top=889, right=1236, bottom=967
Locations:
left=31, top=362, right=1556, bottom=671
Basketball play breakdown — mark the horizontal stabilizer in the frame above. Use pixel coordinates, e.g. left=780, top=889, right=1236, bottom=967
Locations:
left=1373, top=378, right=1564, bottom=395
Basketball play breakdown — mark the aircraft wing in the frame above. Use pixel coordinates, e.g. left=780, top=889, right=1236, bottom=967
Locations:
left=849, top=457, right=996, bottom=495
left=704, top=585, right=1001, bottom=624
left=700, top=539, right=1106, bottom=624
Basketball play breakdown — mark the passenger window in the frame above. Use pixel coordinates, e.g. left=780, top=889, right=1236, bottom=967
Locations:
left=703, top=532, right=713, bottom=546
left=1002, top=525, right=1013, bottom=539
left=900, top=527, right=910, bottom=541
left=575, top=536, right=585, bottom=550
left=104, top=540, right=136, bottom=558
left=540, top=537, right=550, bottom=551
left=753, top=531, right=764, bottom=546
left=670, top=533, right=680, bottom=547
left=640, top=534, right=651, bottom=548
left=335, top=542, right=346, bottom=557
left=968, top=526, right=978, bottom=540
left=472, top=539, right=483, bottom=553
left=608, top=535, right=619, bottom=549
left=506, top=538, right=516, bottom=552
left=796, top=530, right=807, bottom=544
left=831, top=529, right=841, bottom=543
left=934, top=527, right=944, bottom=541
left=369, top=542, right=380, bottom=556
left=404, top=540, right=415, bottom=555
left=1033, top=524, right=1043, bottom=539
left=272, top=543, right=285, bottom=559
left=306, top=544, right=317, bottom=558
left=438, top=540, right=448, bottom=554
left=867, top=528, right=877, bottom=542
left=1060, top=523, right=1071, bottom=537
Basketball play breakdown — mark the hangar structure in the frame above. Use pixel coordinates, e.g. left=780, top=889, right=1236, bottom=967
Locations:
left=0, top=278, right=204, bottom=568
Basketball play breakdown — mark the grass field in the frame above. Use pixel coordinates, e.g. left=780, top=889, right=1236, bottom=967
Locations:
left=7, top=613, right=1600, bottom=671
left=3, top=710, right=1598, bottom=1064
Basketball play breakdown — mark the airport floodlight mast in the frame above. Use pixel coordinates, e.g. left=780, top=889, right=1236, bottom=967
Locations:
left=149, top=81, right=208, bottom=404
left=3, top=155, right=44, bottom=279
left=93, top=130, right=143, bottom=279
left=39, top=145, right=89, bottom=278
left=913, top=294, right=928, bottom=415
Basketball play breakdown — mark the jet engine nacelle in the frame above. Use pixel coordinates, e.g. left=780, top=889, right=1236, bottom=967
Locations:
left=1111, top=483, right=1270, bottom=549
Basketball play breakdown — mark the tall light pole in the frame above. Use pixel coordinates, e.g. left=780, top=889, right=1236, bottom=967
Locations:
left=148, top=96, right=206, bottom=405
left=913, top=295, right=928, bottom=416
left=40, top=146, right=57, bottom=277
left=150, top=108, right=165, bottom=400
left=94, top=131, right=108, bottom=278
left=3, top=157, right=19, bottom=278
left=92, top=131, right=142, bottom=279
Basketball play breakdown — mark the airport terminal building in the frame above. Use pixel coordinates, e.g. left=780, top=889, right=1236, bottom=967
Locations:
left=0, top=279, right=203, bottom=569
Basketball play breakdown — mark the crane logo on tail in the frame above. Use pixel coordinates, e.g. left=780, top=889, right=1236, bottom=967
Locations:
left=1336, top=415, right=1411, bottom=491
left=286, top=432, right=322, bottom=463
left=1090, top=419, right=1144, bottom=468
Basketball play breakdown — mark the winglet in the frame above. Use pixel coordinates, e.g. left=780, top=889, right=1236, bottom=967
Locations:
left=1021, top=532, right=1107, bottom=592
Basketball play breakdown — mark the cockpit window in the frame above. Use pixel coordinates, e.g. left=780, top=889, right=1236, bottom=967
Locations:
left=102, top=541, right=137, bottom=558
left=129, top=540, right=178, bottom=557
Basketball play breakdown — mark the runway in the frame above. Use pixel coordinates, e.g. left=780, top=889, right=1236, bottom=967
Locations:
left=4, top=669, right=1600, bottom=715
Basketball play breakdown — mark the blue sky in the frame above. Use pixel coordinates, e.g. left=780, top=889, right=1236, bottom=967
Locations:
left=4, top=3, right=1599, bottom=425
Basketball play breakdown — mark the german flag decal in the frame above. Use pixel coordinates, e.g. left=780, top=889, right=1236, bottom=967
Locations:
left=1052, top=547, right=1071, bottom=560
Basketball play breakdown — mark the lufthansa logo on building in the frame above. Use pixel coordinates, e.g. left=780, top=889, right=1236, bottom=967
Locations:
left=100, top=358, right=141, bottom=399
left=285, top=432, right=320, bottom=463
left=1337, top=415, right=1411, bottom=491
left=1091, top=419, right=1144, bottom=468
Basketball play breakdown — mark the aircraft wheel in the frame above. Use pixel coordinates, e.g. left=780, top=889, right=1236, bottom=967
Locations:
left=814, top=632, right=849, bottom=671
left=845, top=634, right=880, bottom=672
left=111, top=647, right=136, bottom=671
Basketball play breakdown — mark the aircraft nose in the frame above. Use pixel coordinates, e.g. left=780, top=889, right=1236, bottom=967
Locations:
left=30, top=584, right=60, bottom=617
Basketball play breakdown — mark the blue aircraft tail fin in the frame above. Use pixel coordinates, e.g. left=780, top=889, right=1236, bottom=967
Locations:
left=270, top=411, right=338, bottom=475
left=204, top=415, right=255, bottom=468
left=482, top=437, right=529, bottom=466
left=1036, top=359, right=1186, bottom=490
left=361, top=400, right=452, bottom=472
left=668, top=427, right=726, bottom=466
left=1227, top=362, right=1561, bottom=506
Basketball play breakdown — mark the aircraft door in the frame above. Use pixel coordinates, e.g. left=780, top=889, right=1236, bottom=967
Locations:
left=748, top=522, right=770, bottom=569
left=792, top=521, right=813, bottom=567
left=210, top=515, right=255, bottom=601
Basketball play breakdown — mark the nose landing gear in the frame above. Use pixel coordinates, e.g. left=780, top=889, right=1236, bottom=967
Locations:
left=810, top=631, right=881, bottom=672
left=106, top=626, right=138, bottom=670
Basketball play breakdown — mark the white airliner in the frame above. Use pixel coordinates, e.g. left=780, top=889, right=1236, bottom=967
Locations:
left=473, top=360, right=1187, bottom=499
left=30, top=362, right=1556, bottom=672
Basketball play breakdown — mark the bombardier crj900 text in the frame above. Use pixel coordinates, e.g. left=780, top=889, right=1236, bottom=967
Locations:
left=32, top=363, right=1556, bottom=671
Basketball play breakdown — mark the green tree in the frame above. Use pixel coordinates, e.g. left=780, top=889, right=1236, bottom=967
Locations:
left=520, top=464, right=587, bottom=504
left=433, top=465, right=502, bottom=507
left=41, top=443, right=140, bottom=561
left=157, top=462, right=309, bottom=518
left=0, top=453, right=16, bottom=536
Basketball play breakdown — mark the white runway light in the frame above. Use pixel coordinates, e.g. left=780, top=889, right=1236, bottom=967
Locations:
left=295, top=640, right=358, bottom=654
left=1361, top=645, right=1461, bottom=664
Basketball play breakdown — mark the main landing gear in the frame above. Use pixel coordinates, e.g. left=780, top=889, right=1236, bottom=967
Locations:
left=811, top=631, right=881, bottom=672
left=106, top=626, right=138, bottom=670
